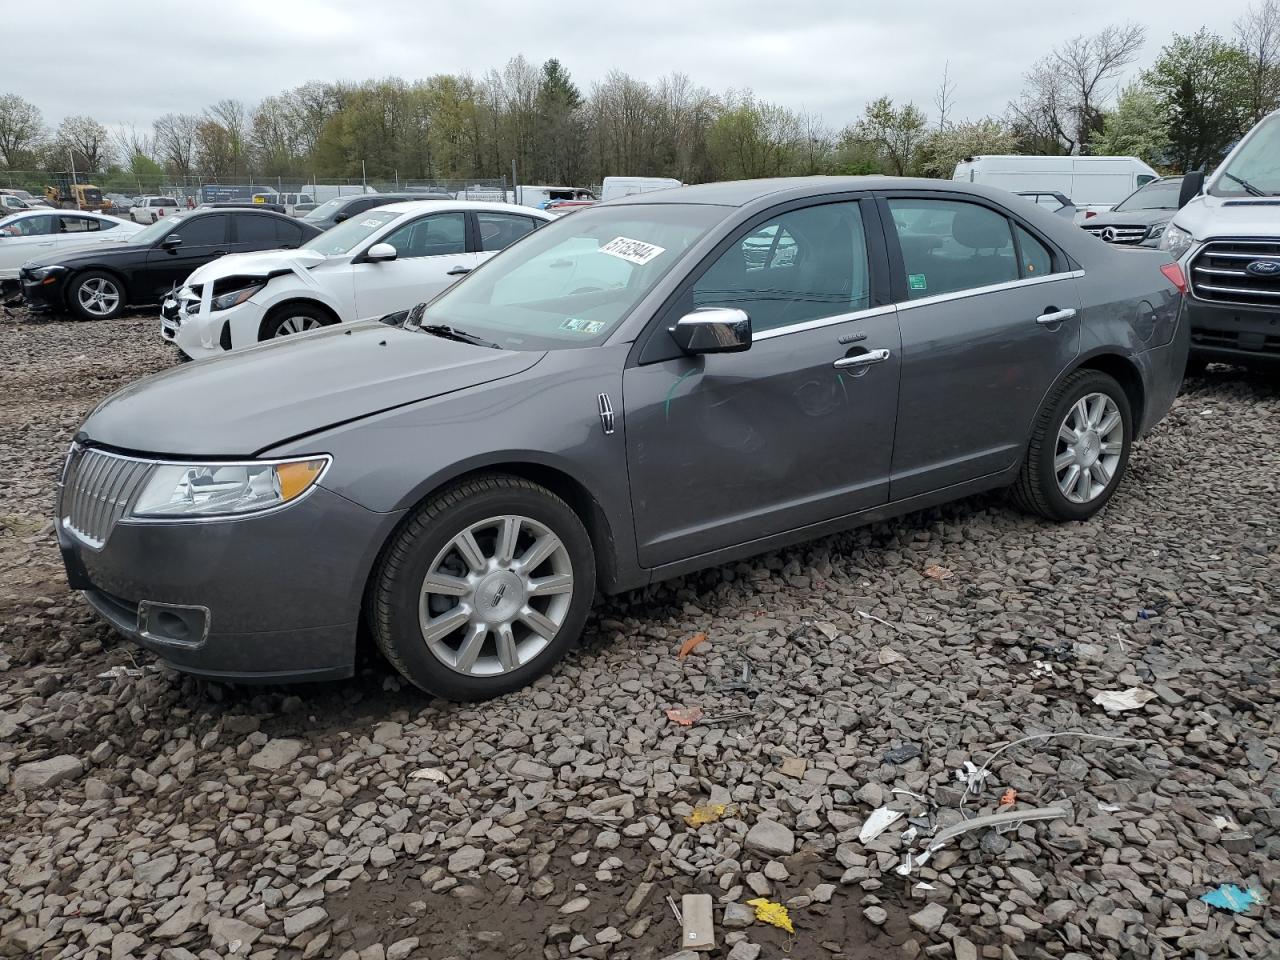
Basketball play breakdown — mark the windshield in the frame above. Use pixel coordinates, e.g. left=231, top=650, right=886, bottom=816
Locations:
left=419, top=203, right=724, bottom=350
left=302, top=209, right=400, bottom=255
left=301, top=197, right=348, bottom=222
left=130, top=214, right=187, bottom=245
left=1212, top=112, right=1280, bottom=197
left=1115, top=179, right=1182, bottom=212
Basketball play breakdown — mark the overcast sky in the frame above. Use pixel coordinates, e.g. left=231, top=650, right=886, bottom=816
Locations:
left=12, top=0, right=1247, bottom=133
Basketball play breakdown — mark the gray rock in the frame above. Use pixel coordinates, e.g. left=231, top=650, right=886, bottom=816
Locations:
left=864, top=906, right=888, bottom=926
left=727, top=942, right=761, bottom=960
left=909, top=902, right=946, bottom=935
left=208, top=916, right=261, bottom=951
left=13, top=755, right=82, bottom=790
left=283, top=906, right=328, bottom=937
left=448, top=845, right=484, bottom=873
left=723, top=901, right=756, bottom=928
left=560, top=896, right=591, bottom=914
left=744, top=818, right=795, bottom=857
left=248, top=738, right=303, bottom=772
left=134, top=853, right=178, bottom=886
left=1007, top=866, right=1044, bottom=898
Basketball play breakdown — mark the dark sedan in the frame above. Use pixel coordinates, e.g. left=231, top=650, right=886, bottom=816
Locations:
left=58, top=177, right=1188, bottom=700
left=21, top=208, right=321, bottom=321
left=299, top=192, right=452, bottom=231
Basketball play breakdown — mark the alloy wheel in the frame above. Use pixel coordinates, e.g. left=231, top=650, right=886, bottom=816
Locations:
left=77, top=278, right=120, bottom=317
left=418, top=514, right=574, bottom=677
left=274, top=316, right=324, bottom=336
left=1055, top=392, right=1123, bottom=504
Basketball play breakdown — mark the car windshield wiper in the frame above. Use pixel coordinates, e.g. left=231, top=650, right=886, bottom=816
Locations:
left=418, top=323, right=501, bottom=350
left=1222, top=172, right=1269, bottom=197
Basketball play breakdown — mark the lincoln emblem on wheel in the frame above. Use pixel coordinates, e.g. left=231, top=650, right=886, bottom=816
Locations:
left=55, top=176, right=1189, bottom=700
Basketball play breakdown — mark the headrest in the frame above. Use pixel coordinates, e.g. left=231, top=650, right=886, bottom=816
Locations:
left=952, top=207, right=1009, bottom=250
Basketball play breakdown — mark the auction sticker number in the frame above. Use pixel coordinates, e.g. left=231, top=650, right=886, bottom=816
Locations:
left=600, top=236, right=666, bottom=265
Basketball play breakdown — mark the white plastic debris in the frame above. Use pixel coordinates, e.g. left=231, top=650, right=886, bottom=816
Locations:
left=408, top=768, right=450, bottom=784
left=96, top=665, right=145, bottom=679
left=1211, top=815, right=1241, bottom=832
left=1097, top=803, right=1123, bottom=813
left=859, top=806, right=904, bottom=844
left=955, top=760, right=990, bottom=791
left=1091, top=687, right=1157, bottom=712
left=877, top=647, right=906, bottom=665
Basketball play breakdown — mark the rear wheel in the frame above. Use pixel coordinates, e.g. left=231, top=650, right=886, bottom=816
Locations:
left=260, top=303, right=334, bottom=341
left=1013, top=370, right=1132, bottom=521
left=67, top=271, right=124, bottom=322
left=370, top=475, right=595, bottom=700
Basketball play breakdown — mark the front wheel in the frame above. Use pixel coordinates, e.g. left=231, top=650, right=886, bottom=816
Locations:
left=1013, top=370, right=1132, bottom=521
left=67, top=271, right=125, bottom=321
left=370, top=475, right=596, bottom=700
left=260, top=303, right=334, bottom=341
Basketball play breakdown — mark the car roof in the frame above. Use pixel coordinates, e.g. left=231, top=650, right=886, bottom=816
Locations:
left=606, top=176, right=1035, bottom=208
left=368, top=200, right=551, bottom=217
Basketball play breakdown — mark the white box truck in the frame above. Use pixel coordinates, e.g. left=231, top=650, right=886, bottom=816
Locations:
left=952, top=155, right=1160, bottom=221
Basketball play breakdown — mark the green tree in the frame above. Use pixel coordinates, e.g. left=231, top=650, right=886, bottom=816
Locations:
left=535, top=59, right=583, bottom=183
left=917, top=118, right=1018, bottom=178
left=849, top=96, right=928, bottom=176
left=1145, top=30, right=1252, bottom=171
left=0, top=93, right=45, bottom=168
left=706, top=91, right=803, bottom=180
left=1093, top=85, right=1170, bottom=164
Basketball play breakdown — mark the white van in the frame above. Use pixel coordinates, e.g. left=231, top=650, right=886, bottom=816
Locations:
left=952, top=156, right=1160, bottom=220
left=601, top=176, right=682, bottom=202
left=512, top=185, right=597, bottom=209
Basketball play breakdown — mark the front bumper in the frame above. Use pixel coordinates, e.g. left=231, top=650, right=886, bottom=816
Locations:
left=19, top=271, right=65, bottom=311
left=161, top=289, right=255, bottom=359
left=59, top=480, right=405, bottom=683
left=1185, top=298, right=1280, bottom=366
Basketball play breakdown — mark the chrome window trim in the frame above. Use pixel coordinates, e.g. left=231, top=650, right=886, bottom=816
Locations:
left=752, top=304, right=896, bottom=341
left=898, top=270, right=1085, bottom=312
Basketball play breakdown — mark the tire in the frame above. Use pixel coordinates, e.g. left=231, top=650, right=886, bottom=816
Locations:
left=67, top=271, right=125, bottom=322
left=1184, top=354, right=1208, bottom=378
left=370, top=475, right=596, bottom=700
left=1012, top=369, right=1133, bottom=522
left=260, top=303, right=334, bottom=341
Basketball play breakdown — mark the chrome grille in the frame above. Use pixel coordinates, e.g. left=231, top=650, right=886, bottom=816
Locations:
left=1083, top=224, right=1148, bottom=245
left=59, top=446, right=152, bottom=548
left=1190, top=238, right=1280, bottom=307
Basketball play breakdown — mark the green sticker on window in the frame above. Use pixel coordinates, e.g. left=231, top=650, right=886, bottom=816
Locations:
left=908, top=273, right=927, bottom=291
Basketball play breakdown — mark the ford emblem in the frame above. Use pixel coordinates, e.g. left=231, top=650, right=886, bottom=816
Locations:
left=1245, top=259, right=1280, bottom=277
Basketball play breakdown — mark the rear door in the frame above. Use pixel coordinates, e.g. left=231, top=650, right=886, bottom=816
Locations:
left=878, top=191, right=1081, bottom=500
left=230, top=213, right=288, bottom=254
left=352, top=211, right=480, bottom=318
left=54, top=214, right=103, bottom=253
left=623, top=197, right=901, bottom=568
left=474, top=210, right=542, bottom=263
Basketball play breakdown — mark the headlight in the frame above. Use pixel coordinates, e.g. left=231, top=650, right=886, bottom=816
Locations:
left=1146, top=224, right=1166, bottom=242
left=27, top=264, right=67, bottom=281
left=129, top=456, right=330, bottom=519
left=1158, top=223, right=1194, bottom=260
left=210, top=282, right=267, bottom=311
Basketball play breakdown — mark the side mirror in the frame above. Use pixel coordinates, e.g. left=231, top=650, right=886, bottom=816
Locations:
left=669, top=307, right=752, bottom=354
left=162, top=234, right=182, bottom=250
left=364, top=242, right=397, bottom=262
left=333, top=212, right=349, bottom=224
left=1178, top=171, right=1204, bottom=209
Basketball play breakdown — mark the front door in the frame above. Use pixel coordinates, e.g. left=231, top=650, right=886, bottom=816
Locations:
left=353, top=211, right=481, bottom=319
left=879, top=194, right=1082, bottom=499
left=623, top=198, right=901, bottom=568
left=141, top=214, right=229, bottom=301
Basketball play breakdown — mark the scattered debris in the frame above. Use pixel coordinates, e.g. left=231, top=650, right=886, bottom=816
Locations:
left=1034, top=638, right=1075, bottom=661
left=745, top=898, right=794, bottom=934
left=715, top=662, right=756, bottom=696
left=926, top=807, right=1070, bottom=854
left=1091, top=688, right=1157, bottom=712
left=666, top=707, right=703, bottom=726
left=891, top=788, right=929, bottom=803
left=857, top=609, right=899, bottom=630
left=1211, top=816, right=1241, bottom=832
left=678, top=633, right=708, bottom=659
left=95, top=665, right=145, bottom=679
left=408, top=768, right=450, bottom=784
left=685, top=804, right=729, bottom=828
left=666, top=895, right=683, bottom=924
left=882, top=743, right=921, bottom=764
left=1031, top=661, right=1055, bottom=677
left=859, top=807, right=904, bottom=843
left=700, top=710, right=753, bottom=725
left=877, top=647, right=906, bottom=665
left=923, top=563, right=954, bottom=580
left=813, top=621, right=840, bottom=641
left=1097, top=803, right=1123, bottom=813
left=900, top=826, right=919, bottom=844
left=1200, top=884, right=1264, bottom=913
left=681, top=894, right=715, bottom=951
left=999, top=788, right=1017, bottom=806
left=955, top=760, right=991, bottom=792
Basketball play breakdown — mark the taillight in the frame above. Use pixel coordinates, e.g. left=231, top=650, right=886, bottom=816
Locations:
left=1160, top=262, right=1187, bottom=295
left=1084, top=210, right=1097, bottom=219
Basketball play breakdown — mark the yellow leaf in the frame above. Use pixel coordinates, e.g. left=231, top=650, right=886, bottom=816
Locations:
left=685, top=803, right=729, bottom=827
left=678, top=632, right=708, bottom=659
left=746, top=898, right=795, bottom=934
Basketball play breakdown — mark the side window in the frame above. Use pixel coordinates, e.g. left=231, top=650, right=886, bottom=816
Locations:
left=477, top=212, right=537, bottom=252
left=175, top=215, right=227, bottom=246
left=691, top=202, right=871, bottom=332
left=888, top=198, right=1017, bottom=299
left=1136, top=175, right=1156, bottom=187
left=59, top=216, right=98, bottom=233
left=235, top=215, right=277, bottom=245
left=1014, top=225, right=1053, bottom=278
left=381, top=212, right=466, bottom=258
left=275, top=219, right=304, bottom=245
left=12, top=215, right=56, bottom=236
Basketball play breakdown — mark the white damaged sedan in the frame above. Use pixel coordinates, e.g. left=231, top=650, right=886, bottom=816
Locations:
left=161, top=200, right=552, bottom=358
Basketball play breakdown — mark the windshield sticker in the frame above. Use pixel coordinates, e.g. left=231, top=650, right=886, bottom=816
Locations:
left=359, top=218, right=385, bottom=227
left=599, top=236, right=666, bottom=265
left=559, top=317, right=605, bottom=334
left=908, top=273, right=928, bottom=291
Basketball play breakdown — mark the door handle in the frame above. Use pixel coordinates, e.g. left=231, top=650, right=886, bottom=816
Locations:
left=447, top=265, right=472, bottom=276
left=833, top=348, right=890, bottom=369
left=1036, top=308, right=1077, bottom=325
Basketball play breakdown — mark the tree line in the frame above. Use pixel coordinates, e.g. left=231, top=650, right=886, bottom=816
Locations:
left=0, top=3, right=1275, bottom=191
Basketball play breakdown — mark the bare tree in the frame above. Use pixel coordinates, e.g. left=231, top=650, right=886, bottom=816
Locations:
left=0, top=93, right=45, bottom=168
left=114, top=124, right=154, bottom=166
left=1235, top=0, right=1280, bottom=121
left=1009, top=22, right=1147, bottom=154
left=206, top=99, right=253, bottom=177
left=56, top=115, right=113, bottom=170
left=934, top=61, right=957, bottom=131
left=152, top=113, right=200, bottom=177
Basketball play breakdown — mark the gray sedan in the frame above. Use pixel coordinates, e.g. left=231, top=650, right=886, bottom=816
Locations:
left=57, top=177, right=1188, bottom=700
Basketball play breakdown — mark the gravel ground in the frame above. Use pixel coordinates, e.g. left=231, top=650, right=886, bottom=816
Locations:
left=1, top=305, right=1278, bottom=960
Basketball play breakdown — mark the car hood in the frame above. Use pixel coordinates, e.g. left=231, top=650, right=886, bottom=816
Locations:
left=185, top=248, right=329, bottom=285
left=1085, top=208, right=1173, bottom=227
left=81, top=321, right=546, bottom=457
left=1172, top=193, right=1280, bottom=241
left=23, top=241, right=150, bottom=269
